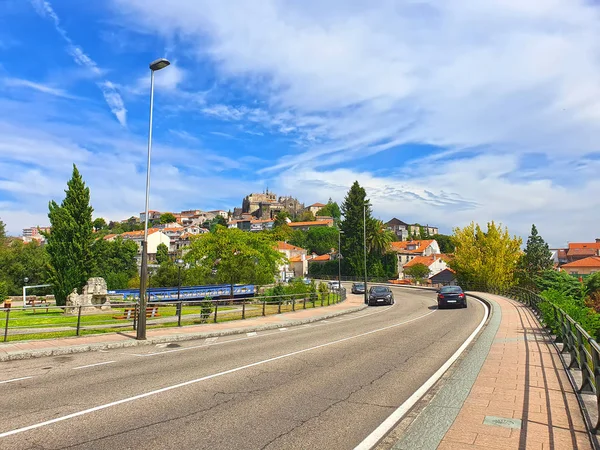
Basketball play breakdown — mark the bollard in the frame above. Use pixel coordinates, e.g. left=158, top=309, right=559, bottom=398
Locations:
left=214, top=301, right=219, bottom=323
left=3, top=308, right=10, bottom=342
left=303, top=297, right=306, bottom=309
left=292, top=297, right=295, bottom=311
left=321, top=295, right=324, bottom=307
left=177, top=301, right=183, bottom=327
left=262, top=300, right=266, bottom=316
left=278, top=299, right=281, bottom=314
left=242, top=300, right=246, bottom=320
left=76, top=305, right=82, bottom=336
left=133, top=304, right=138, bottom=331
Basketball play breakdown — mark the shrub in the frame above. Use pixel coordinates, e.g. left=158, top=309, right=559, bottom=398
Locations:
left=540, top=289, right=600, bottom=340
left=199, top=297, right=213, bottom=323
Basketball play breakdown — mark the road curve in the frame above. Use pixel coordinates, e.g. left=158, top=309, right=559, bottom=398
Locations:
left=0, top=286, right=485, bottom=450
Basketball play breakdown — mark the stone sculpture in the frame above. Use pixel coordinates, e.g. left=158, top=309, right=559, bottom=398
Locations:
left=65, top=277, right=112, bottom=314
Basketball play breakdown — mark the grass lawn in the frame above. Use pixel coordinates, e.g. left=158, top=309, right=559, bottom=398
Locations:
left=0, top=294, right=341, bottom=342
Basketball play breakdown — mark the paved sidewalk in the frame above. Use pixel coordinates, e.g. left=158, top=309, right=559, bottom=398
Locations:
left=389, top=293, right=593, bottom=450
left=0, top=294, right=366, bottom=362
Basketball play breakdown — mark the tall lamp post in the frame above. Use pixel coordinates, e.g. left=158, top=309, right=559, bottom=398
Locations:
left=137, top=58, right=170, bottom=340
left=363, top=201, right=371, bottom=305
left=175, top=259, right=185, bottom=327
left=338, top=230, right=344, bottom=291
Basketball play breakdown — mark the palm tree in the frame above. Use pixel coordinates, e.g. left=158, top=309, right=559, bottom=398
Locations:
left=367, top=219, right=394, bottom=255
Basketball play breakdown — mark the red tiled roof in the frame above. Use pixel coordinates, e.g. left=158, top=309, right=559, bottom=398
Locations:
left=289, top=256, right=303, bottom=262
left=569, top=242, right=600, bottom=250
left=103, top=234, right=117, bottom=240
left=567, top=248, right=598, bottom=257
left=276, top=241, right=305, bottom=251
left=390, top=239, right=435, bottom=254
left=289, top=219, right=333, bottom=227
left=309, top=202, right=327, bottom=208
left=311, top=254, right=331, bottom=262
left=121, top=228, right=160, bottom=238
left=403, top=255, right=436, bottom=268
left=562, top=256, right=600, bottom=268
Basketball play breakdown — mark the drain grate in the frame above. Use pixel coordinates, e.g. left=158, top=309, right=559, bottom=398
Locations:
left=483, top=416, right=522, bottom=429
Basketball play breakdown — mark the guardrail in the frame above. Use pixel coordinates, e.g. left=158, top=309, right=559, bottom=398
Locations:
left=472, top=284, right=600, bottom=433
left=0, top=289, right=345, bottom=343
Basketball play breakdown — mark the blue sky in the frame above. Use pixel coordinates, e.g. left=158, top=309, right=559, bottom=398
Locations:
left=1, top=0, right=600, bottom=246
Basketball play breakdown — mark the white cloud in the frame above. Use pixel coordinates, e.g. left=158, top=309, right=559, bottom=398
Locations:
left=1, top=77, right=76, bottom=99
left=31, top=0, right=126, bottom=125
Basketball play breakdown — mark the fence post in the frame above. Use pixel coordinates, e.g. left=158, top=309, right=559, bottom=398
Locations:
left=589, top=341, right=600, bottom=432
left=214, top=301, right=219, bottom=323
left=133, top=303, right=138, bottom=331
left=76, top=305, right=82, bottom=336
left=321, top=294, right=324, bottom=307
left=242, top=300, right=246, bottom=320
left=292, top=296, right=296, bottom=311
left=262, top=300, right=266, bottom=316
left=303, top=297, right=307, bottom=309
left=580, top=334, right=594, bottom=394
left=278, top=298, right=281, bottom=314
left=177, top=301, right=183, bottom=327
left=3, top=309, right=10, bottom=342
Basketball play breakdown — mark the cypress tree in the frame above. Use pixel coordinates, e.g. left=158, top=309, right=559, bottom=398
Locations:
left=340, top=181, right=372, bottom=276
left=519, top=224, right=553, bottom=285
left=45, top=165, right=94, bottom=305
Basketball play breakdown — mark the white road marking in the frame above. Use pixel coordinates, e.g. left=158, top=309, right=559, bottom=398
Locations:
left=247, top=332, right=257, bottom=337
left=0, top=376, right=33, bottom=385
left=279, top=328, right=288, bottom=331
left=155, top=343, right=170, bottom=348
left=322, top=320, right=330, bottom=323
left=203, top=337, right=218, bottom=345
left=135, top=303, right=399, bottom=357
left=354, top=297, right=490, bottom=450
left=99, top=350, right=109, bottom=353
left=0, top=310, right=436, bottom=439
left=72, top=361, right=116, bottom=370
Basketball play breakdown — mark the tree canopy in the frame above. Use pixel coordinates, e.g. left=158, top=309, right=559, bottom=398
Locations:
left=45, top=165, right=94, bottom=305
left=316, top=199, right=341, bottom=221
left=449, top=221, right=522, bottom=290
left=184, top=226, right=286, bottom=287
left=93, top=218, right=107, bottom=232
left=431, top=234, right=455, bottom=253
left=91, top=237, right=138, bottom=289
left=160, top=213, right=177, bottom=224
left=404, top=263, right=431, bottom=280
left=156, top=243, right=170, bottom=264
left=340, top=181, right=371, bottom=276
left=518, top=224, right=553, bottom=286
left=294, top=210, right=316, bottom=222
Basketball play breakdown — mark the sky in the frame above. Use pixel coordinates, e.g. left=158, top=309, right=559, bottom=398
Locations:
left=1, top=0, right=600, bottom=247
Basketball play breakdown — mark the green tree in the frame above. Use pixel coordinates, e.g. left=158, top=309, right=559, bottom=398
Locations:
left=0, top=280, right=8, bottom=303
left=93, top=218, right=107, bottom=232
left=288, top=230, right=308, bottom=250
left=449, top=221, right=522, bottom=290
left=185, top=226, right=286, bottom=293
left=340, top=181, right=371, bottom=276
left=316, top=199, right=341, bottom=221
left=274, top=211, right=290, bottom=227
left=160, top=213, right=177, bottom=224
left=587, top=272, right=600, bottom=296
left=156, top=243, right=170, bottom=264
left=518, top=224, right=553, bottom=286
left=149, top=261, right=179, bottom=287
left=0, top=240, right=49, bottom=295
left=305, top=227, right=339, bottom=255
left=536, top=269, right=585, bottom=300
left=44, top=165, right=94, bottom=305
left=91, top=237, right=139, bottom=290
left=0, top=218, right=6, bottom=242
left=431, top=234, right=455, bottom=253
left=295, top=210, right=316, bottom=222
left=404, top=263, right=431, bottom=280
left=367, top=219, right=394, bottom=255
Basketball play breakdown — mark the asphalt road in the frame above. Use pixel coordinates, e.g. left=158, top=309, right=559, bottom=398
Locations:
left=0, top=287, right=485, bottom=450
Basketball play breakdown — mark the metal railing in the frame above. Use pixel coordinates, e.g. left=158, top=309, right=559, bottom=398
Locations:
left=0, top=290, right=345, bottom=343
left=473, top=284, right=600, bottom=433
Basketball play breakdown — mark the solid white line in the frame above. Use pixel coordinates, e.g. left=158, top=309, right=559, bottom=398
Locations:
left=247, top=332, right=257, bottom=337
left=203, top=337, right=218, bottom=345
left=0, top=310, right=436, bottom=439
left=72, top=361, right=116, bottom=370
left=0, top=376, right=33, bottom=385
left=279, top=328, right=288, bottom=331
left=354, top=298, right=490, bottom=450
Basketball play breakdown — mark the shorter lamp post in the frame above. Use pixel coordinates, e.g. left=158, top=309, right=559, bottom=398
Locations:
left=22, top=277, right=29, bottom=308
left=363, top=201, right=371, bottom=305
left=175, top=259, right=185, bottom=326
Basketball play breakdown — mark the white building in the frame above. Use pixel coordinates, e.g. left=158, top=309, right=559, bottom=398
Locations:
left=390, top=239, right=441, bottom=279
left=105, top=228, right=171, bottom=263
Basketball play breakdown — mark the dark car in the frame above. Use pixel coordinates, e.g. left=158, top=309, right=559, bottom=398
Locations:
left=367, top=286, right=394, bottom=306
left=437, top=285, right=467, bottom=309
left=352, top=282, right=365, bottom=294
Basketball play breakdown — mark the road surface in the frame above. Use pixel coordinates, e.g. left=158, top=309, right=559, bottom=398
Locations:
left=0, top=286, right=485, bottom=449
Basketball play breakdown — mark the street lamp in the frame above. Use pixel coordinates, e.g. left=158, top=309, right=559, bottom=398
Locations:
left=176, top=258, right=185, bottom=326
left=338, top=230, right=344, bottom=291
left=138, top=57, right=170, bottom=340
left=363, top=201, right=371, bottom=305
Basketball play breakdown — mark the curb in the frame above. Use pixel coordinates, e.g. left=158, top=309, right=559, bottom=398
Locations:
left=0, top=304, right=368, bottom=362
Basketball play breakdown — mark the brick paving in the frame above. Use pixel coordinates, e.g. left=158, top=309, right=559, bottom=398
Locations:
left=438, top=293, right=593, bottom=450
left=0, top=293, right=366, bottom=361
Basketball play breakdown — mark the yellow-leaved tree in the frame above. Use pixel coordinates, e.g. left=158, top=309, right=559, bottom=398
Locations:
left=449, top=221, right=522, bottom=290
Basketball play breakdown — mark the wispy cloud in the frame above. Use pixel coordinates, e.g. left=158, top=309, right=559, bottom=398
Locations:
left=31, top=0, right=127, bottom=126
left=1, top=77, right=76, bottom=99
